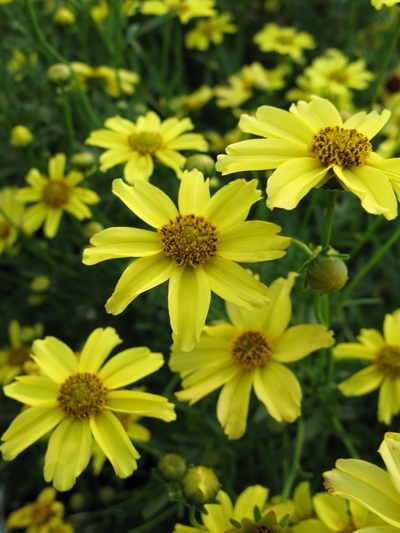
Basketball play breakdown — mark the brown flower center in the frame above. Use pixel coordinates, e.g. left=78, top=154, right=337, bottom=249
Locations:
left=230, top=329, right=273, bottom=371
left=7, top=345, right=31, bottom=367
left=308, top=126, right=372, bottom=167
left=128, top=131, right=163, bottom=154
left=57, top=372, right=109, bottom=420
left=41, top=179, right=71, bottom=209
left=0, top=220, right=11, bottom=240
left=375, top=345, right=400, bottom=378
left=30, top=502, right=53, bottom=525
left=158, top=213, right=218, bottom=267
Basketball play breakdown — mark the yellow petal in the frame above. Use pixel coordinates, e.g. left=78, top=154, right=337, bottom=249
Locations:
left=106, top=390, right=176, bottom=421
left=272, top=325, right=334, bottom=362
left=203, top=491, right=233, bottom=532
left=22, top=203, right=47, bottom=233
left=379, top=433, right=400, bottom=495
left=378, top=378, right=399, bottom=425
left=383, top=310, right=400, bottom=345
left=155, top=148, right=186, bottom=172
left=124, top=152, right=154, bottom=183
left=251, top=106, right=314, bottom=143
left=217, top=370, right=254, bottom=439
left=43, top=208, right=63, bottom=238
left=313, top=492, right=350, bottom=531
left=99, top=147, right=132, bottom=171
left=338, top=365, right=384, bottom=396
left=178, top=169, right=210, bottom=214
left=333, top=343, right=376, bottom=361
left=357, top=328, right=385, bottom=349
left=176, top=363, right=239, bottom=404
left=48, top=153, right=66, bottom=179
left=79, top=327, right=122, bottom=374
left=3, top=376, right=59, bottom=405
left=32, top=337, right=78, bottom=383
left=343, top=109, right=390, bottom=140
left=259, top=272, right=298, bottom=339
left=233, top=485, right=269, bottom=521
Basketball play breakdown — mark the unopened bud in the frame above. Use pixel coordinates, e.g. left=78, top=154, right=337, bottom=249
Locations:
left=9, top=125, right=34, bottom=148
left=306, top=255, right=348, bottom=295
left=71, top=151, right=96, bottom=171
left=184, top=154, right=215, bottom=177
left=157, top=453, right=187, bottom=482
left=30, top=275, right=51, bottom=293
left=180, top=465, right=220, bottom=506
left=47, top=64, right=72, bottom=86
left=83, top=221, right=104, bottom=240
left=53, top=7, right=76, bottom=26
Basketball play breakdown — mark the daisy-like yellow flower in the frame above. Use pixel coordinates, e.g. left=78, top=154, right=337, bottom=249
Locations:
left=371, top=0, right=400, bottom=9
left=323, top=431, right=400, bottom=529
left=6, top=487, right=73, bottom=533
left=17, top=154, right=100, bottom=239
left=292, top=491, right=386, bottom=533
left=216, top=96, right=400, bottom=219
left=170, top=272, right=334, bottom=438
left=253, top=23, right=316, bottom=62
left=70, top=62, right=140, bottom=98
left=185, top=12, right=237, bottom=51
left=83, top=170, right=291, bottom=352
left=0, top=187, right=26, bottom=255
left=140, top=0, right=217, bottom=24
left=0, top=327, right=176, bottom=491
left=85, top=111, right=208, bottom=183
left=0, top=320, right=43, bottom=385
left=333, top=309, right=400, bottom=425
left=173, top=486, right=293, bottom=533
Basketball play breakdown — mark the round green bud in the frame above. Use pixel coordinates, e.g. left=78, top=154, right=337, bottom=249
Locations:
left=30, top=275, right=51, bottom=293
left=47, top=63, right=72, bottom=86
left=83, top=221, right=104, bottom=240
left=53, top=7, right=76, bottom=26
left=157, top=453, right=187, bottom=482
left=306, top=255, right=348, bottom=295
left=71, top=151, right=96, bottom=171
left=184, top=154, right=215, bottom=178
left=180, top=465, right=220, bottom=506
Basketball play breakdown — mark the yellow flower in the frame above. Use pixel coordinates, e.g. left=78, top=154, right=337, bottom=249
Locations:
left=169, top=85, right=213, bottom=117
left=170, top=272, right=334, bottom=438
left=0, top=327, right=176, bottom=491
left=86, top=111, right=208, bottom=183
left=18, top=153, right=100, bottom=239
left=334, top=309, right=400, bottom=424
left=70, top=62, right=140, bottom=98
left=0, top=320, right=43, bottom=385
left=0, top=187, right=26, bottom=255
left=83, top=170, right=291, bottom=352
left=185, top=13, right=237, bottom=51
left=141, top=0, right=217, bottom=24
left=173, top=486, right=293, bottom=533
left=323, top=431, right=400, bottom=528
left=253, top=23, right=316, bottom=62
left=9, top=125, right=34, bottom=148
left=292, top=491, right=386, bottom=533
left=216, top=96, right=400, bottom=219
left=371, top=0, right=400, bottom=8
left=6, top=487, right=71, bottom=533
left=289, top=481, right=314, bottom=524
left=91, top=0, right=108, bottom=23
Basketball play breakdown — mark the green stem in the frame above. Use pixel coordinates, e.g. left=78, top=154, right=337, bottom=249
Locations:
left=322, top=191, right=338, bottom=248
left=368, top=15, right=400, bottom=112
left=125, top=505, right=178, bottom=533
left=281, top=417, right=305, bottom=501
left=189, top=506, right=206, bottom=530
left=161, top=18, right=173, bottom=92
left=291, top=239, right=314, bottom=257
left=331, top=416, right=359, bottom=458
left=332, top=223, right=400, bottom=314
left=349, top=216, right=384, bottom=258
left=61, top=88, right=75, bottom=155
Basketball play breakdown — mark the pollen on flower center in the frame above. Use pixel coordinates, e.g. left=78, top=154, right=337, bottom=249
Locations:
left=57, top=372, right=109, bottom=420
left=7, top=346, right=31, bottom=367
left=158, top=213, right=218, bottom=267
left=230, top=329, right=273, bottom=371
left=41, top=179, right=71, bottom=209
left=0, top=220, right=11, bottom=239
left=375, top=345, right=400, bottom=378
left=30, top=502, right=53, bottom=525
left=308, top=126, right=372, bottom=167
left=128, top=131, right=163, bottom=154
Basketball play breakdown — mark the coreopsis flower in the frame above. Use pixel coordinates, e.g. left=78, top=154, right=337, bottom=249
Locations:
left=216, top=96, right=400, bottom=219
left=292, top=491, right=386, bottom=533
left=0, top=327, right=176, bottom=491
left=9, top=125, right=34, bottom=148
left=169, top=85, right=213, bottom=117
left=173, top=486, right=293, bottom=533
left=0, top=320, right=43, bottom=385
left=70, top=62, right=140, bottom=98
left=170, top=273, right=334, bottom=438
left=91, top=0, right=108, bottom=23
left=371, top=0, right=400, bottom=8
left=0, top=187, right=26, bottom=255
left=185, top=13, right=237, bottom=51
left=333, top=309, right=400, bottom=424
left=253, top=23, right=316, bottom=62
left=85, top=111, right=208, bottom=183
left=140, top=0, right=217, bottom=24
left=17, top=153, right=100, bottom=238
left=6, top=487, right=73, bottom=533
left=323, top=431, right=400, bottom=528
left=83, top=170, right=291, bottom=352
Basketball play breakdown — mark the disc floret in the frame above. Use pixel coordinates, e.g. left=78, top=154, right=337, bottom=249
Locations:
left=57, top=372, right=109, bottom=420
left=230, top=329, right=273, bottom=370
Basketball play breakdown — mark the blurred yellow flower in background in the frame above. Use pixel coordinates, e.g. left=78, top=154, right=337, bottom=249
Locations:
left=86, top=111, right=208, bottom=183
left=185, top=12, right=237, bottom=51
left=18, top=154, right=100, bottom=239
left=0, top=187, right=26, bottom=255
left=70, top=62, right=140, bottom=97
left=170, top=273, right=334, bottom=438
left=253, top=23, right=316, bottom=62
left=371, top=0, right=400, bottom=9
left=141, top=0, right=217, bottom=24
left=9, top=125, right=34, bottom=148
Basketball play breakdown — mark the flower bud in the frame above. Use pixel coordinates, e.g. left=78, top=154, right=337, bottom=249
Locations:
left=180, top=465, right=220, bottom=506
left=306, top=255, right=348, bottom=295
left=47, top=64, right=72, bottom=86
left=157, top=453, right=187, bottom=482
left=30, top=275, right=51, bottom=293
left=9, top=125, right=34, bottom=148
left=53, top=7, right=76, bottom=26
left=184, top=154, right=215, bottom=177
left=83, top=221, right=104, bottom=240
left=71, top=151, right=96, bottom=171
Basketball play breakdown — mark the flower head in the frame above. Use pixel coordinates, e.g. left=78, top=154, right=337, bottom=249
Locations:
left=17, top=154, right=100, bottom=238
left=70, top=62, right=140, bottom=97
left=371, top=0, right=400, bottom=9
left=170, top=273, right=334, bottom=438
left=216, top=96, right=400, bottom=219
left=253, top=23, right=316, bottom=62
left=85, top=111, right=208, bottom=183
left=185, top=13, right=237, bottom=51
left=83, top=170, right=291, bottom=352
left=334, top=309, right=400, bottom=424
left=0, top=327, right=176, bottom=490
left=141, top=0, right=217, bottom=24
